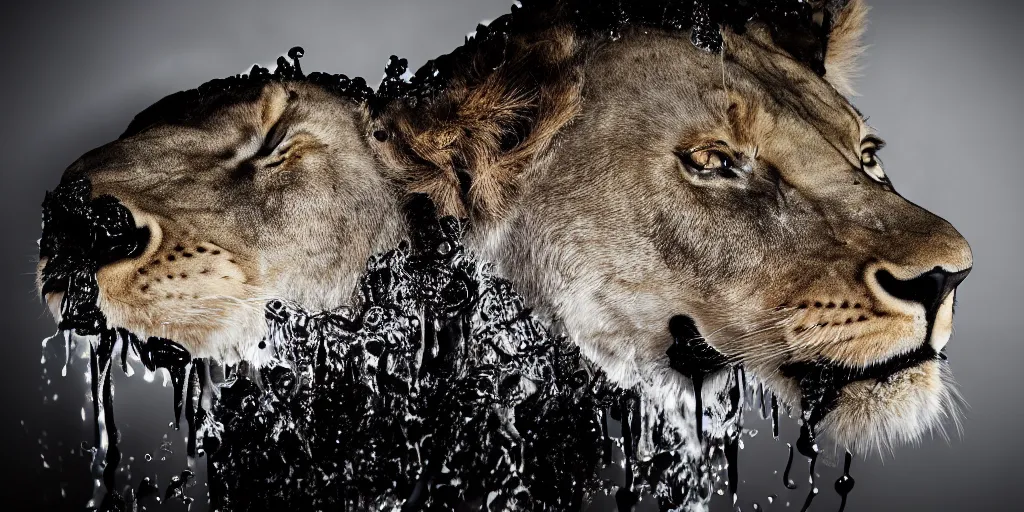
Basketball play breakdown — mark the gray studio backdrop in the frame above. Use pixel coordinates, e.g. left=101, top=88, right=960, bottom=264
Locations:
left=2, top=1, right=1021, bottom=510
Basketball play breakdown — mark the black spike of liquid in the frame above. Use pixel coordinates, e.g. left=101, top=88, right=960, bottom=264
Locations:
left=836, top=450, right=855, bottom=512
left=140, top=337, right=191, bottom=429
left=667, top=314, right=728, bottom=445
left=771, top=394, right=780, bottom=439
left=783, top=443, right=798, bottom=490
left=798, top=485, right=819, bottom=512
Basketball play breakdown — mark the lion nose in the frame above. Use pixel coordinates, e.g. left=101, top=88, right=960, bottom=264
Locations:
left=39, top=175, right=151, bottom=333
left=874, top=266, right=971, bottom=318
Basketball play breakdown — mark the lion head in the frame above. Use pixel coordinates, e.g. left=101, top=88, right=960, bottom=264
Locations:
left=37, top=59, right=406, bottom=362
left=373, top=0, right=973, bottom=452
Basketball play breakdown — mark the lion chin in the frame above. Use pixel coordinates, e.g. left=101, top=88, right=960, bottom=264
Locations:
left=763, top=359, right=962, bottom=455
left=823, top=361, right=962, bottom=454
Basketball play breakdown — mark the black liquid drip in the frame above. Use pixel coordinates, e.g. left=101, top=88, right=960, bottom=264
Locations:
left=140, top=337, right=192, bottom=429
left=46, top=189, right=751, bottom=510
left=757, top=383, right=767, bottom=420
left=797, top=422, right=819, bottom=485
left=796, top=408, right=821, bottom=512
left=184, top=359, right=208, bottom=461
left=724, top=430, right=739, bottom=504
left=667, top=314, right=728, bottom=444
left=835, top=450, right=855, bottom=512
left=782, top=443, right=798, bottom=490
left=203, top=195, right=640, bottom=510
left=725, top=368, right=743, bottom=504
left=798, top=485, right=819, bottom=512
left=771, top=394, right=780, bottom=439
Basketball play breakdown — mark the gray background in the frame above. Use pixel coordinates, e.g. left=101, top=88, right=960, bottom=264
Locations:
left=1, top=1, right=1021, bottom=510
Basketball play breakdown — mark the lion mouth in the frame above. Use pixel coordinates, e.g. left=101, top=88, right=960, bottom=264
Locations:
left=780, top=343, right=945, bottom=396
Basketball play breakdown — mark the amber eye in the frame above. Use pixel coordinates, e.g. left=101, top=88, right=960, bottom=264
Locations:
left=678, top=147, right=739, bottom=178
left=859, top=138, right=887, bottom=182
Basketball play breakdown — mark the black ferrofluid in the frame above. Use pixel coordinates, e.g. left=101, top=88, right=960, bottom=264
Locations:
left=835, top=450, right=855, bottom=512
left=798, top=485, right=819, bottom=512
left=782, top=443, right=798, bottom=490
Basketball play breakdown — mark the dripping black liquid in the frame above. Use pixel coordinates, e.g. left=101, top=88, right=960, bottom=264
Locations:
left=39, top=179, right=852, bottom=511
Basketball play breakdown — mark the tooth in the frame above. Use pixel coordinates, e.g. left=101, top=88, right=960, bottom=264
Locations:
left=929, top=291, right=956, bottom=352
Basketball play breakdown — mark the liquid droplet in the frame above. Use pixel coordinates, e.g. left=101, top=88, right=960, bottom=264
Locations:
left=836, top=450, right=855, bottom=512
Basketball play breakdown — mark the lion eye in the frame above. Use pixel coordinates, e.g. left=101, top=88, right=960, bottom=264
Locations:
left=859, top=142, right=887, bottom=183
left=679, top=147, right=739, bottom=178
left=256, top=120, right=288, bottom=158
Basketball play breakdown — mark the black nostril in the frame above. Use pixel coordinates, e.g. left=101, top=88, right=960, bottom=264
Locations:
left=89, top=195, right=151, bottom=266
left=875, top=266, right=972, bottom=317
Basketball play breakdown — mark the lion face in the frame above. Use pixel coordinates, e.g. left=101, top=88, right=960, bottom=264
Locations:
left=447, top=12, right=972, bottom=450
left=38, top=81, right=405, bottom=361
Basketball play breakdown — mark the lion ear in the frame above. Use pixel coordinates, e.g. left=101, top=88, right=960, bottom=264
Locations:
left=824, top=0, right=870, bottom=96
